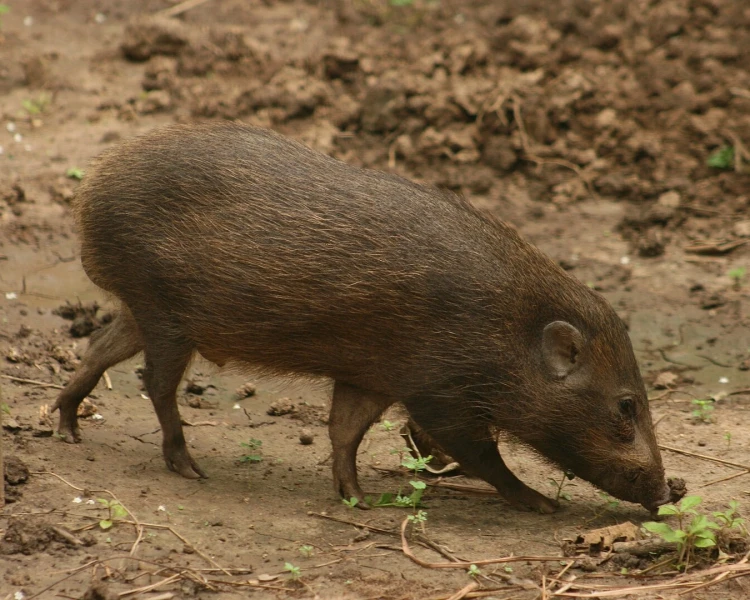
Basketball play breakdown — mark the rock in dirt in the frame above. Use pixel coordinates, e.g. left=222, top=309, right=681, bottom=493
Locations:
left=83, top=583, right=117, bottom=600
left=121, top=17, right=189, bottom=62
left=667, top=477, right=687, bottom=503
left=299, top=429, right=314, bottom=445
left=235, top=382, right=256, bottom=399
left=267, top=398, right=295, bottom=416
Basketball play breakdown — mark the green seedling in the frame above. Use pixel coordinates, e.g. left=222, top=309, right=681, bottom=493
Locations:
left=342, top=497, right=359, bottom=508
left=299, top=545, right=314, bottom=557
left=729, top=267, right=746, bottom=290
left=22, top=93, right=51, bottom=116
left=598, top=491, right=620, bottom=510
left=284, top=562, right=301, bottom=579
left=380, top=419, right=396, bottom=431
left=724, top=432, right=732, bottom=447
left=96, top=498, right=127, bottom=530
left=642, top=496, right=717, bottom=570
left=66, top=167, right=85, bottom=180
left=503, top=566, right=513, bottom=574
left=707, top=146, right=735, bottom=170
left=467, top=564, right=481, bottom=578
left=0, top=5, right=8, bottom=27
left=691, top=398, right=714, bottom=423
left=239, top=438, right=263, bottom=463
left=1, top=403, right=10, bottom=415
left=712, top=500, right=745, bottom=532
left=549, top=470, right=575, bottom=502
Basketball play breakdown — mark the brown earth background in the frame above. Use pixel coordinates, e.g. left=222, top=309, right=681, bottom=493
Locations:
left=2, top=0, right=750, bottom=598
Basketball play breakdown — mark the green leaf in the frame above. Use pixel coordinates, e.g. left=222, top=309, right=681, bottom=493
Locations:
left=707, top=146, right=735, bottom=169
left=111, top=504, right=128, bottom=519
left=97, top=498, right=110, bottom=506
left=680, top=496, right=703, bottom=512
left=694, top=537, right=716, bottom=548
left=642, top=522, right=674, bottom=536
left=410, top=480, right=427, bottom=490
left=66, top=167, right=85, bottom=180
left=657, top=504, right=679, bottom=516
left=99, top=519, right=113, bottom=530
left=0, top=5, right=9, bottom=15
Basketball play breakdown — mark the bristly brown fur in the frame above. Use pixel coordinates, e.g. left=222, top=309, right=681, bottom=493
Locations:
left=54, top=122, right=669, bottom=513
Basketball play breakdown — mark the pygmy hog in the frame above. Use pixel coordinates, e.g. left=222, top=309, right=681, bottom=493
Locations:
left=53, top=122, right=672, bottom=514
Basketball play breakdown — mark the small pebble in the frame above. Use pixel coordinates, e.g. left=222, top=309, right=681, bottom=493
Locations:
left=299, top=429, right=314, bottom=445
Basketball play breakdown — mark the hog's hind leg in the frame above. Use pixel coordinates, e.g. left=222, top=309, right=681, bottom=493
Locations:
left=52, top=307, right=142, bottom=443
left=140, top=331, right=206, bottom=479
left=329, top=381, right=397, bottom=508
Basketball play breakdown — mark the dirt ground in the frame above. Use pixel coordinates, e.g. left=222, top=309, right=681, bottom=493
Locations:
left=2, top=0, right=750, bottom=598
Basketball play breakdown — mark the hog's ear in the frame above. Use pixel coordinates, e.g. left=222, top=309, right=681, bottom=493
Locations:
left=542, top=321, right=584, bottom=378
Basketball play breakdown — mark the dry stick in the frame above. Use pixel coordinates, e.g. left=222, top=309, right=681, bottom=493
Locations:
left=155, top=0, right=215, bottom=18
left=311, top=511, right=397, bottom=536
left=0, top=374, right=64, bottom=389
left=511, top=94, right=597, bottom=201
left=659, top=444, right=750, bottom=471
left=446, top=581, right=480, bottom=600
left=399, top=518, right=565, bottom=569
left=119, top=573, right=182, bottom=597
left=103, top=370, right=113, bottom=390
left=33, top=471, right=231, bottom=575
left=700, top=469, right=750, bottom=488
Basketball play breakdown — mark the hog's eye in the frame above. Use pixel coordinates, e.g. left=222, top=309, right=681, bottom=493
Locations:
left=618, top=398, right=636, bottom=418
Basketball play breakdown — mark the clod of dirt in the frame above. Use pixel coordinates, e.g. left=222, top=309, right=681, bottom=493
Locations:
left=82, top=583, right=117, bottom=600
left=185, top=380, right=207, bottom=395
left=653, top=371, right=678, bottom=389
left=699, top=292, right=726, bottom=310
left=121, top=17, right=189, bottom=62
left=77, top=399, right=98, bottom=418
left=667, top=477, right=687, bottom=503
left=322, top=48, right=360, bottom=81
left=2, top=417, right=21, bottom=432
left=0, top=520, right=93, bottom=555
left=637, top=230, right=666, bottom=258
left=235, top=382, right=256, bottom=399
left=733, top=221, right=750, bottom=238
left=53, top=301, right=111, bottom=338
left=299, top=429, right=314, bottom=445
left=565, top=522, right=641, bottom=556
left=267, top=398, right=295, bottom=416
left=5, top=455, right=30, bottom=485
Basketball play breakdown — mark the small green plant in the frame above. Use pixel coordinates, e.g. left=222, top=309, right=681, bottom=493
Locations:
left=0, top=403, right=10, bottom=415
left=707, top=146, right=735, bottom=170
left=467, top=564, right=481, bottom=578
left=729, top=267, right=746, bottom=290
left=712, top=500, right=745, bottom=532
left=299, top=545, right=314, bottom=557
left=724, top=432, right=732, bottom=447
left=0, top=4, right=9, bottom=27
left=97, top=498, right=128, bottom=530
left=284, top=562, right=301, bottom=579
left=642, top=496, right=717, bottom=569
left=390, top=0, right=414, bottom=6
left=691, top=398, right=714, bottom=423
left=239, top=438, right=263, bottom=463
left=406, top=509, right=428, bottom=533
left=549, top=470, right=575, bottom=502
left=503, top=566, right=513, bottom=573
left=342, top=497, right=359, bottom=508
left=380, top=419, right=396, bottom=431
left=66, top=167, right=85, bottom=181
left=22, top=93, right=51, bottom=116
left=598, top=491, right=620, bottom=510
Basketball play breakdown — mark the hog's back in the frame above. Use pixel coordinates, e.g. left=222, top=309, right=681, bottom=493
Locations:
left=74, top=123, right=540, bottom=392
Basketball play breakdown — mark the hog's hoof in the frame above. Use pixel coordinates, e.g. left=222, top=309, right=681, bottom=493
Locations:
left=511, top=487, right=559, bottom=514
left=335, top=481, right=371, bottom=510
left=164, top=447, right=207, bottom=479
left=56, top=420, right=82, bottom=444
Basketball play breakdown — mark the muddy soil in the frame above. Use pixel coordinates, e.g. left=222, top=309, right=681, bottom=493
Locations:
left=2, top=1, right=750, bottom=598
